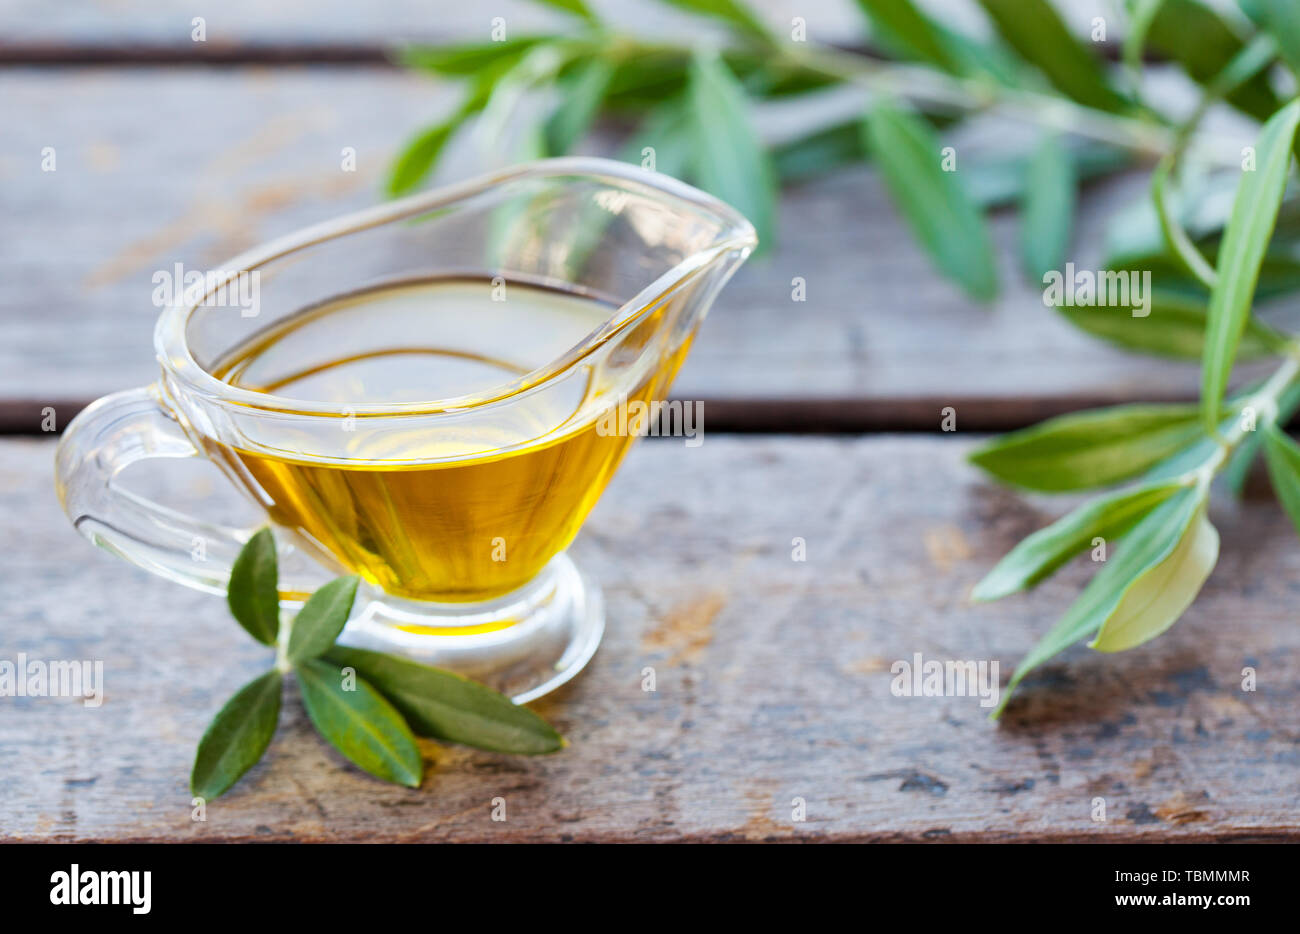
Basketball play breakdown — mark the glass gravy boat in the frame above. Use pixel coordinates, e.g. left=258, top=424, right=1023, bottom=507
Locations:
left=54, top=157, right=757, bottom=701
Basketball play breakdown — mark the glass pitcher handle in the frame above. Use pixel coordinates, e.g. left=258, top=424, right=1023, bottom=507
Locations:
left=54, top=386, right=328, bottom=601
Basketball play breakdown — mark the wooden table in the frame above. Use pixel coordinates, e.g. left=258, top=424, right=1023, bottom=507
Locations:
left=3, top=2, right=1297, bottom=842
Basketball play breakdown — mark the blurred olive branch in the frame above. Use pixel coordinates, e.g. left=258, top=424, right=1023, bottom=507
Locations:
left=391, top=0, right=1300, bottom=717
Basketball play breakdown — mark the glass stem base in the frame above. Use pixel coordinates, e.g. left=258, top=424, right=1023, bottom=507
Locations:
left=334, top=553, right=604, bottom=703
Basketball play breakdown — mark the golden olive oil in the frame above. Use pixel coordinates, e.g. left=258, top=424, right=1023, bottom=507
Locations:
left=208, top=278, right=678, bottom=603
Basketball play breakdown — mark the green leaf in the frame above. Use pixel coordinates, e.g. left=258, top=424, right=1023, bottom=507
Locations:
left=1019, top=132, right=1075, bottom=279
left=964, top=141, right=1130, bottom=209
left=1223, top=430, right=1262, bottom=495
left=994, top=487, right=1205, bottom=716
left=402, top=41, right=567, bottom=177
left=1058, top=289, right=1285, bottom=359
left=687, top=49, right=777, bottom=247
left=1201, top=98, right=1300, bottom=436
left=774, top=124, right=861, bottom=179
left=287, top=576, right=360, bottom=664
left=544, top=57, right=615, bottom=155
left=977, top=0, right=1127, bottom=112
left=1105, top=167, right=1300, bottom=270
left=528, top=0, right=599, bottom=23
left=602, top=51, right=690, bottom=109
left=227, top=528, right=279, bottom=646
left=1224, top=379, right=1300, bottom=494
left=386, top=105, right=475, bottom=197
left=190, top=670, right=282, bottom=800
left=969, top=404, right=1205, bottom=492
left=296, top=659, right=422, bottom=788
left=861, top=100, right=998, bottom=300
left=1090, top=502, right=1219, bottom=652
left=1260, top=0, right=1300, bottom=78
left=656, top=0, right=772, bottom=40
left=853, top=0, right=958, bottom=71
left=1238, top=0, right=1267, bottom=27
left=399, top=37, right=553, bottom=76
left=1206, top=31, right=1280, bottom=101
left=621, top=98, right=693, bottom=179
left=1123, top=0, right=1166, bottom=82
left=1152, top=158, right=1218, bottom=290
left=1146, top=0, right=1280, bottom=121
left=936, top=25, right=1028, bottom=86
left=472, top=42, right=575, bottom=161
left=327, top=647, right=564, bottom=755
left=772, top=121, right=863, bottom=182
left=972, top=479, right=1187, bottom=603
left=1102, top=253, right=1300, bottom=307
left=1263, top=423, right=1300, bottom=536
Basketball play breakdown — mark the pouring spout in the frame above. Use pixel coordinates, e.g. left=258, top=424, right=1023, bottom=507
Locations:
left=155, top=155, right=758, bottom=422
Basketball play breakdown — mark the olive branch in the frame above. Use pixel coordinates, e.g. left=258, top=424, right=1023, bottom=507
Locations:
left=390, top=0, right=1300, bottom=715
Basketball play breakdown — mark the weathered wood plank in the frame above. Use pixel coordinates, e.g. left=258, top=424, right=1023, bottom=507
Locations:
left=0, top=67, right=1231, bottom=431
left=3, top=435, right=1298, bottom=841
left=0, top=1, right=1048, bottom=51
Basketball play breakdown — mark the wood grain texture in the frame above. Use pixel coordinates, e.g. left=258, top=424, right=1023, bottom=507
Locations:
left=0, top=1, right=1081, bottom=51
left=0, top=67, right=1235, bottom=432
left=3, top=435, right=1298, bottom=842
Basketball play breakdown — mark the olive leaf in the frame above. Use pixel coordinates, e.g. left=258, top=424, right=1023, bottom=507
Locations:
left=286, top=575, right=360, bottom=664
left=994, top=486, right=1207, bottom=717
left=544, top=57, right=615, bottom=155
left=387, top=58, right=519, bottom=197
left=1202, top=31, right=1282, bottom=108
left=387, top=102, right=477, bottom=197
left=963, top=142, right=1130, bottom=210
left=1260, top=0, right=1300, bottom=78
left=529, top=0, right=599, bottom=24
left=977, top=0, right=1127, bottom=112
left=687, top=49, right=777, bottom=248
left=195, top=536, right=564, bottom=800
left=853, top=0, right=958, bottom=72
left=1202, top=97, right=1300, bottom=435
left=1089, top=502, right=1219, bottom=652
left=1146, top=0, right=1281, bottom=121
left=968, top=404, right=1205, bottom=492
left=400, top=37, right=555, bottom=76
left=327, top=646, right=564, bottom=754
left=296, top=659, right=423, bottom=788
left=1151, top=158, right=1218, bottom=290
left=190, top=670, right=282, bottom=800
left=1104, top=168, right=1300, bottom=273
left=1225, top=381, right=1300, bottom=494
left=971, top=478, right=1188, bottom=603
left=1123, top=0, right=1166, bottom=86
left=861, top=100, right=998, bottom=301
left=656, top=0, right=772, bottom=40
left=1058, top=289, right=1286, bottom=359
left=1019, top=132, right=1075, bottom=280
left=227, top=527, right=279, bottom=646
left=621, top=98, right=693, bottom=179
left=475, top=42, right=577, bottom=157
left=772, top=121, right=863, bottom=183
left=1263, top=423, right=1300, bottom=536
left=935, top=23, right=1025, bottom=86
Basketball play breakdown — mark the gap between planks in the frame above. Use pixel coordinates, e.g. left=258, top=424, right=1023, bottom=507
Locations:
left=0, top=391, right=1206, bottom=437
left=0, top=39, right=1144, bottom=68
